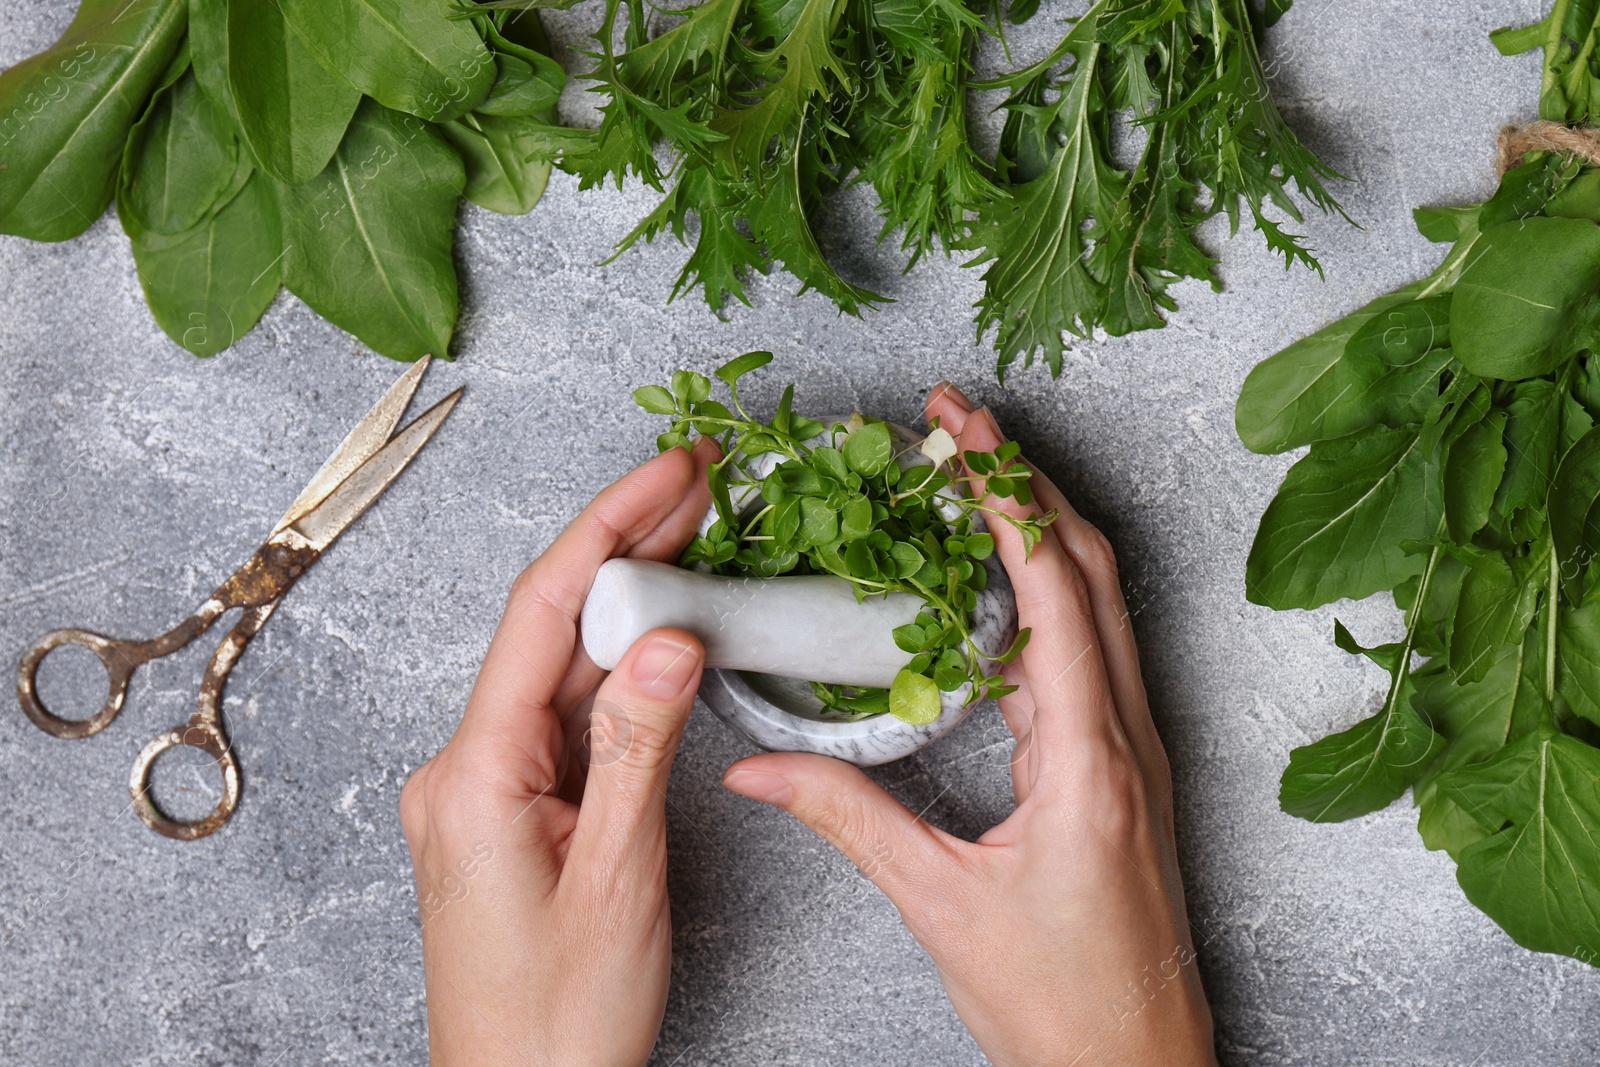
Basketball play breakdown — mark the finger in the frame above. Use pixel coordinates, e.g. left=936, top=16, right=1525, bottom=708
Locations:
left=1020, top=460, right=1170, bottom=795
left=453, top=446, right=704, bottom=791
left=930, top=385, right=1039, bottom=801
left=722, top=752, right=968, bottom=925
left=568, top=628, right=702, bottom=875
left=550, top=436, right=722, bottom=716
left=926, top=380, right=977, bottom=432
left=955, top=406, right=1128, bottom=768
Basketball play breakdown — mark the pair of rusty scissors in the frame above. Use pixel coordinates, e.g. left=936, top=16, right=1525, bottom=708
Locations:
left=17, top=357, right=461, bottom=840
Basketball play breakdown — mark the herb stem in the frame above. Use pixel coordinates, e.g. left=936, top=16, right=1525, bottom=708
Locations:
left=1543, top=0, right=1574, bottom=115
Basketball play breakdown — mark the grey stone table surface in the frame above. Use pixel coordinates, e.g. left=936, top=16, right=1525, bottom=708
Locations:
left=2, top=1, right=1594, bottom=1064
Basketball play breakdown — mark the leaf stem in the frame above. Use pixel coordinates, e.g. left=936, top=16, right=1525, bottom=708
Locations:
left=1548, top=542, right=1559, bottom=704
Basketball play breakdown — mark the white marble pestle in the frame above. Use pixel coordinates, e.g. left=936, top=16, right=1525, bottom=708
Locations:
left=581, top=558, right=923, bottom=689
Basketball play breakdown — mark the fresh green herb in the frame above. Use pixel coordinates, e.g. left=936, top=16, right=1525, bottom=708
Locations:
left=549, top=0, right=1344, bottom=376
left=1236, top=3, right=1600, bottom=965
left=0, top=2, right=564, bottom=359
left=634, top=352, right=1046, bottom=723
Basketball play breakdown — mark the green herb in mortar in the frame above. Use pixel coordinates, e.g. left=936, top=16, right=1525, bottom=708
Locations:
left=634, top=351, right=1047, bottom=723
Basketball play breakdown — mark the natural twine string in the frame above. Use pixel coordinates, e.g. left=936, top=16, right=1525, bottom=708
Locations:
left=1498, top=119, right=1600, bottom=172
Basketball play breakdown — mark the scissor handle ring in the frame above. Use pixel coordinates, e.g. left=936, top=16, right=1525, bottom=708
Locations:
left=129, top=722, right=240, bottom=840
left=17, top=628, right=143, bottom=739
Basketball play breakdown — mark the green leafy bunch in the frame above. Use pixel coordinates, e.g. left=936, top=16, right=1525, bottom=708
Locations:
left=0, top=0, right=565, bottom=359
left=633, top=351, right=1046, bottom=724
left=966, top=0, right=1347, bottom=376
left=554, top=0, right=1344, bottom=376
left=1236, top=2, right=1600, bottom=966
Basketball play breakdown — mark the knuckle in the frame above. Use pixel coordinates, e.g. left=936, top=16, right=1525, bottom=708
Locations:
left=1075, top=525, right=1120, bottom=583
left=398, top=763, right=432, bottom=840
left=616, top=713, right=680, bottom=769
left=806, top=787, right=871, bottom=855
left=505, top=559, right=544, bottom=611
left=1060, top=737, right=1149, bottom=841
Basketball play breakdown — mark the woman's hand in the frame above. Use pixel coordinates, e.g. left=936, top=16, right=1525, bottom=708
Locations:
left=721, top=386, right=1215, bottom=1067
left=400, top=439, right=719, bottom=1067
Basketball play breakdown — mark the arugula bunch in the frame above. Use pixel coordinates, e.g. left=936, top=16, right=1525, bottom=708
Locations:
left=1237, top=3, right=1600, bottom=965
left=0, top=0, right=564, bottom=359
left=634, top=351, right=1044, bottom=723
left=557, top=0, right=1344, bottom=375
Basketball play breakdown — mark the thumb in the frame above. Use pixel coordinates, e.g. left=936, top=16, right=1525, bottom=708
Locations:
left=572, top=628, right=704, bottom=849
left=723, top=753, right=966, bottom=918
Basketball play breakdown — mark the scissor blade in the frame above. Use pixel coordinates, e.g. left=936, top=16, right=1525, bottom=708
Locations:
left=289, top=387, right=462, bottom=552
left=273, top=357, right=432, bottom=535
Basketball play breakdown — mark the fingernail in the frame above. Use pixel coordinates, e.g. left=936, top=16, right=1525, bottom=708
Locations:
left=930, top=381, right=975, bottom=413
left=631, top=634, right=701, bottom=698
left=722, top=769, right=793, bottom=806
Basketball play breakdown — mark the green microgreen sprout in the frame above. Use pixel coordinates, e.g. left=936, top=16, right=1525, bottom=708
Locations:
left=633, top=351, right=1052, bottom=725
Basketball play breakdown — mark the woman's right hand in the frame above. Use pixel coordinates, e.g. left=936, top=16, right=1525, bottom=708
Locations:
left=721, top=384, right=1215, bottom=1067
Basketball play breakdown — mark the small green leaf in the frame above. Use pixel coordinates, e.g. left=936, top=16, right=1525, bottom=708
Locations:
left=1448, top=553, right=1539, bottom=685
left=633, top=384, right=676, bottom=414
left=963, top=533, right=995, bottom=560
left=1551, top=427, right=1600, bottom=598
left=889, top=669, right=941, bottom=725
left=119, top=70, right=242, bottom=236
left=842, top=422, right=893, bottom=477
left=764, top=498, right=800, bottom=547
left=1235, top=279, right=1453, bottom=455
left=1558, top=600, right=1600, bottom=726
left=840, top=495, right=873, bottom=540
left=656, top=431, right=690, bottom=452
left=1438, top=732, right=1600, bottom=961
left=798, top=496, right=837, bottom=547
left=1492, top=378, right=1560, bottom=539
left=438, top=112, right=555, bottom=215
left=812, top=446, right=849, bottom=483
left=671, top=369, right=712, bottom=405
left=889, top=541, right=925, bottom=578
left=891, top=623, right=925, bottom=654
left=715, top=350, right=773, bottom=387
left=996, top=627, right=1031, bottom=665
left=1413, top=204, right=1481, bottom=243
left=189, top=0, right=360, bottom=185
left=933, top=649, right=967, bottom=691
left=277, top=0, right=495, bottom=122
left=1344, top=296, right=1451, bottom=368
left=127, top=169, right=282, bottom=357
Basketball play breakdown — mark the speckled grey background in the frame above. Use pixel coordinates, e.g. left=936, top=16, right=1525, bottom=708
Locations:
left=1, top=1, right=1592, bottom=1064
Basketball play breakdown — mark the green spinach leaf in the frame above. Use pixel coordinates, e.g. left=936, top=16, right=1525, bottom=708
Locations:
left=1452, top=217, right=1600, bottom=380
left=188, top=0, right=361, bottom=185
left=0, top=0, right=187, bottom=240
left=1440, top=732, right=1600, bottom=961
left=1246, top=425, right=1441, bottom=610
left=276, top=99, right=464, bottom=359
left=128, top=171, right=283, bottom=357
left=277, top=0, right=495, bottom=122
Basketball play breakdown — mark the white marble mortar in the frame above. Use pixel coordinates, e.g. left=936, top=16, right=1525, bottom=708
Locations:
left=581, top=417, right=1016, bottom=766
